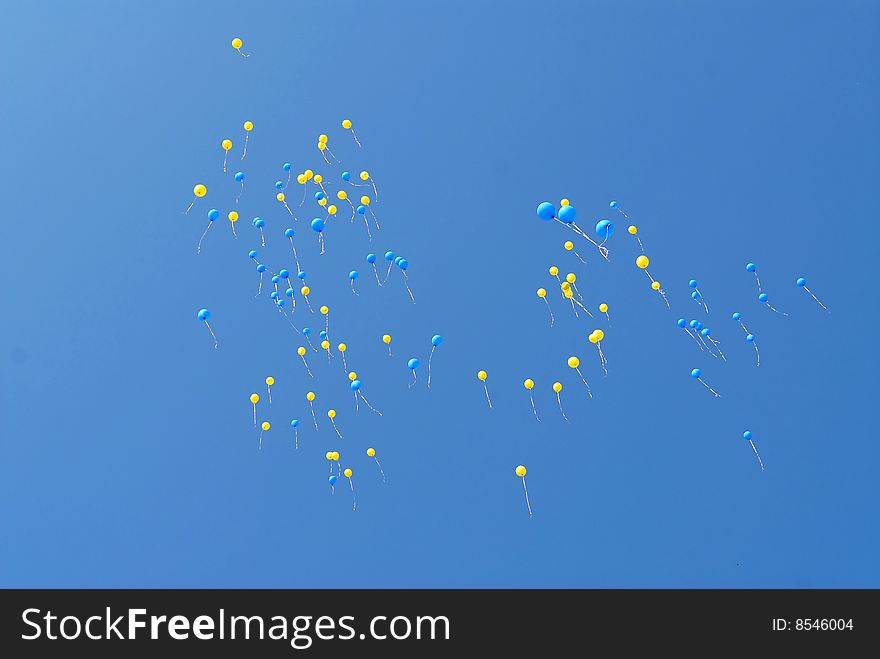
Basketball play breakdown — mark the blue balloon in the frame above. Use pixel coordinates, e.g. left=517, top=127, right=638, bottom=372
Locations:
left=280, top=269, right=290, bottom=279
left=234, top=171, right=245, bottom=182
left=257, top=264, right=266, bottom=273
left=197, top=308, right=210, bottom=321
left=796, top=277, right=807, bottom=287
left=297, top=271, right=307, bottom=280
left=743, top=431, right=752, bottom=441
left=270, top=291, right=279, bottom=300
left=696, top=321, right=704, bottom=331
left=691, top=291, right=701, bottom=300
left=677, top=318, right=686, bottom=328
left=557, top=205, right=577, bottom=224
left=302, top=327, right=311, bottom=336
left=315, top=191, right=325, bottom=201
left=342, top=171, right=351, bottom=181
left=271, top=275, right=281, bottom=284
left=276, top=299, right=284, bottom=308
left=351, top=380, right=362, bottom=391
left=746, top=334, right=755, bottom=342
left=248, top=250, right=258, bottom=259
left=319, top=330, right=327, bottom=340
left=731, top=312, right=742, bottom=321
left=394, top=256, right=403, bottom=266
left=536, top=202, right=556, bottom=222
left=329, top=475, right=338, bottom=486
left=291, top=419, right=300, bottom=427
left=285, top=288, right=294, bottom=297
left=610, top=200, right=618, bottom=209
left=431, top=334, right=443, bottom=347
left=385, top=251, right=395, bottom=261
left=758, top=293, right=769, bottom=302
left=357, top=205, right=366, bottom=215
left=207, top=208, right=220, bottom=221
left=285, top=228, right=295, bottom=238
left=283, top=162, right=292, bottom=172
left=701, top=328, right=711, bottom=337
left=746, top=262, right=757, bottom=273
left=688, top=279, right=698, bottom=288
left=398, top=259, right=409, bottom=270
left=595, top=219, right=614, bottom=239
left=253, top=217, right=265, bottom=228
left=691, top=368, right=702, bottom=379
left=349, top=270, right=359, bottom=280
left=408, top=358, right=420, bottom=370
left=275, top=180, right=285, bottom=190
left=366, top=253, right=376, bottom=264
left=311, top=218, right=325, bottom=233
left=689, top=320, right=699, bottom=329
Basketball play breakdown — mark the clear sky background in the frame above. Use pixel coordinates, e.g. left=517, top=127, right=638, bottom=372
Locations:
left=1, top=1, right=878, bottom=587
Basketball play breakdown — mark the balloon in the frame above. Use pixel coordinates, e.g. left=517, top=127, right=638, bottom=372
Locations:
left=222, top=139, right=232, bottom=151
left=537, top=288, right=547, bottom=298
left=549, top=266, right=559, bottom=276
left=261, top=421, right=270, bottom=431
left=315, top=191, right=326, bottom=201
left=329, top=475, right=338, bottom=486
left=344, top=468, right=352, bottom=478
left=732, top=312, right=742, bottom=320
left=599, top=303, right=608, bottom=313
left=628, top=225, right=638, bottom=234
left=291, top=419, right=299, bottom=427
left=360, top=195, right=371, bottom=205
left=360, top=171, right=370, bottom=181
left=796, top=277, right=807, bottom=287
left=610, top=201, right=618, bottom=209
left=297, top=346, right=306, bottom=356
left=560, top=198, right=570, bottom=206
left=477, top=370, right=487, bottom=381
left=193, top=184, right=207, bottom=198
left=515, top=465, right=527, bottom=477
left=758, top=293, right=768, bottom=302
left=383, top=334, right=392, bottom=344
left=311, top=218, right=325, bottom=232
left=746, top=263, right=756, bottom=272
left=385, top=251, right=395, bottom=262
left=536, top=202, right=556, bottom=221
left=328, top=409, right=336, bottom=419
left=524, top=379, right=534, bottom=390
left=595, top=219, right=614, bottom=239
left=197, top=308, right=210, bottom=321
left=232, top=37, right=242, bottom=48
left=349, top=270, right=359, bottom=280
left=319, top=134, right=328, bottom=143
left=243, top=121, right=253, bottom=132
left=691, top=368, right=702, bottom=379
left=342, top=171, right=351, bottom=181
left=431, top=335, right=443, bottom=347
left=351, top=380, right=361, bottom=391
left=567, top=356, right=580, bottom=368
left=398, top=259, right=409, bottom=270
left=307, top=391, right=315, bottom=401
left=557, top=205, right=576, bottom=224
left=250, top=393, right=259, bottom=404
left=553, top=382, right=562, bottom=392
left=746, top=334, right=755, bottom=342
left=408, top=358, right=420, bottom=370
left=342, top=119, right=352, bottom=129
left=636, top=255, right=649, bottom=269
left=594, top=329, right=605, bottom=341
left=652, top=281, right=661, bottom=291
left=366, top=447, right=375, bottom=457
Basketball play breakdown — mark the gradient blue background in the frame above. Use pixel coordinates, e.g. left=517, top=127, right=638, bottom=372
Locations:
left=1, top=1, right=877, bottom=587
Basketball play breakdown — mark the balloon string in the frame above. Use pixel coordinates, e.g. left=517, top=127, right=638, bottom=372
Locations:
left=567, top=296, right=579, bottom=318
left=301, top=356, right=313, bottom=378
left=230, top=221, right=237, bottom=239
left=259, top=431, right=263, bottom=451
left=572, top=282, right=584, bottom=302
left=597, top=344, right=608, bottom=375
left=753, top=343, right=761, bottom=367
left=483, top=383, right=493, bottom=409
left=360, top=393, right=382, bottom=416
left=387, top=346, right=393, bottom=357
left=372, top=264, right=383, bottom=287
left=710, top=339, right=727, bottom=362
left=252, top=405, right=256, bottom=427
left=754, top=273, right=763, bottom=293
left=318, top=233, right=325, bottom=255
left=299, top=185, right=307, bottom=207
left=556, top=394, right=569, bottom=422
left=374, top=457, right=386, bottom=483
left=604, top=311, right=612, bottom=326
left=767, top=302, right=788, bottom=316
left=282, top=201, right=293, bottom=216
left=197, top=222, right=212, bottom=254
left=241, top=135, right=249, bottom=160
left=636, top=236, right=644, bottom=252
left=326, top=346, right=332, bottom=363
left=522, top=478, right=533, bottom=518
left=351, top=280, right=359, bottom=296
left=402, top=272, right=416, bottom=304
left=354, top=392, right=360, bottom=412
left=427, top=346, right=435, bottom=388
left=351, top=129, right=362, bottom=148
left=331, top=420, right=343, bottom=439
left=574, top=250, right=588, bottom=264
left=687, top=328, right=705, bottom=352
left=805, top=287, right=829, bottom=312
left=184, top=200, right=195, bottom=215
left=349, top=479, right=356, bottom=512
left=204, top=321, right=219, bottom=349
left=615, top=207, right=629, bottom=219
left=293, top=429, right=298, bottom=451
left=362, top=215, right=373, bottom=241
left=289, top=239, right=301, bottom=272
left=370, top=179, right=378, bottom=202
left=223, top=153, right=229, bottom=173
left=255, top=273, right=263, bottom=297
left=749, top=440, right=765, bottom=471
left=409, top=371, right=418, bottom=388
left=310, top=403, right=318, bottom=430
left=529, top=394, right=541, bottom=422
left=286, top=172, right=291, bottom=188
left=383, top=263, right=393, bottom=284
left=236, top=185, right=244, bottom=205
left=573, top=297, right=592, bottom=317
left=320, top=150, right=331, bottom=165
left=575, top=368, right=593, bottom=398
left=327, top=146, right=341, bottom=164
left=304, top=297, right=314, bottom=313
left=370, top=208, right=381, bottom=231
left=306, top=336, right=317, bottom=352
left=341, top=353, right=347, bottom=372
left=699, top=379, right=721, bottom=397
left=543, top=298, right=555, bottom=327
left=267, top=387, right=272, bottom=405
left=348, top=199, right=356, bottom=221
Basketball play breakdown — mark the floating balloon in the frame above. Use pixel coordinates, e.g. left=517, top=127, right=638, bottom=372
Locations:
left=328, top=474, right=337, bottom=493
left=552, top=381, right=568, bottom=422
left=241, top=121, right=253, bottom=159
left=427, top=335, right=443, bottom=388
left=796, top=277, right=829, bottom=312
left=677, top=318, right=705, bottom=352
left=564, top=239, right=588, bottom=264
left=221, top=139, right=233, bottom=172
left=745, top=262, right=762, bottom=294
left=700, top=327, right=726, bottom=362
left=515, top=465, right=533, bottom=518
left=282, top=162, right=293, bottom=187
left=743, top=430, right=765, bottom=471
left=231, top=37, right=249, bottom=58
left=290, top=419, right=300, bottom=450
left=302, top=326, right=317, bottom=352
left=627, top=224, right=645, bottom=252
left=536, top=288, right=554, bottom=326
left=541, top=202, right=609, bottom=259
left=588, top=329, right=608, bottom=375
left=758, top=292, right=787, bottom=316
left=197, top=208, right=220, bottom=255
left=344, top=467, right=356, bottom=512
left=297, top=346, right=314, bottom=378
left=598, top=302, right=611, bottom=324
left=365, top=253, right=383, bottom=287
left=321, top=339, right=332, bottom=363
left=197, top=308, right=218, bottom=348
left=595, top=219, right=614, bottom=251
left=609, top=200, right=628, bottom=218
left=306, top=391, right=318, bottom=429
left=277, top=191, right=294, bottom=216
left=311, top=218, right=326, bottom=254
left=327, top=409, right=343, bottom=439
left=381, top=251, right=396, bottom=285
left=635, top=255, right=667, bottom=305
left=337, top=342, right=349, bottom=372
left=690, top=368, right=720, bottom=397
left=477, top=370, right=492, bottom=408
left=249, top=216, right=265, bottom=247
left=263, top=376, right=275, bottom=404
left=350, top=378, right=382, bottom=416
left=249, top=393, right=259, bottom=427
left=366, top=447, right=386, bottom=482
left=688, top=278, right=709, bottom=314
left=185, top=184, right=207, bottom=215
left=383, top=333, right=393, bottom=356
left=523, top=378, right=540, bottom=422
left=232, top=171, right=246, bottom=204
left=407, top=357, right=420, bottom=387
left=567, top=356, right=592, bottom=397
left=319, top=304, right=331, bottom=337
left=259, top=421, right=270, bottom=450
left=359, top=171, right=379, bottom=202
left=341, top=118, right=362, bottom=147
left=359, top=193, right=381, bottom=231
left=395, top=257, right=416, bottom=304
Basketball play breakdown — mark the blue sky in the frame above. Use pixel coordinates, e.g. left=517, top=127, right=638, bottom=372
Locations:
left=1, top=0, right=877, bottom=587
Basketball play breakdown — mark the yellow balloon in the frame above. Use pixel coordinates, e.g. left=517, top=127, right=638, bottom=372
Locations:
left=560, top=198, right=570, bottom=207
left=567, top=356, right=580, bottom=369
left=566, top=273, right=576, bottom=284
left=221, top=139, right=232, bottom=151
left=318, top=198, right=327, bottom=207
left=304, top=169, right=314, bottom=179
left=561, top=281, right=571, bottom=290
left=360, top=195, right=370, bottom=206
left=599, top=303, right=608, bottom=313
left=243, top=121, right=253, bottom=131
left=332, top=451, right=339, bottom=461
left=477, top=370, right=487, bottom=381
left=564, top=289, right=574, bottom=299
left=549, top=266, right=558, bottom=276
left=515, top=465, right=527, bottom=477
left=306, top=391, right=316, bottom=401
left=594, top=330, right=605, bottom=341
left=328, top=409, right=336, bottom=419
left=321, top=340, right=330, bottom=350
left=297, top=346, right=306, bottom=356
left=325, top=451, right=333, bottom=460
left=337, top=190, right=347, bottom=200
left=344, top=468, right=353, bottom=478
left=652, top=281, right=661, bottom=291
left=318, top=142, right=327, bottom=151
left=297, top=174, right=306, bottom=184
left=265, top=376, right=275, bottom=386
left=301, top=286, right=310, bottom=296
left=366, top=447, right=375, bottom=457
left=250, top=393, right=259, bottom=404
left=277, top=192, right=286, bottom=202
left=318, top=134, right=328, bottom=143
left=338, top=343, right=347, bottom=353
left=382, top=334, right=392, bottom=344
left=537, top=288, right=547, bottom=298
left=360, top=171, right=369, bottom=181
left=523, top=378, right=534, bottom=390
left=553, top=381, right=563, bottom=393
left=328, top=205, right=337, bottom=215
left=348, top=371, right=357, bottom=381
left=628, top=225, right=638, bottom=235
left=320, top=305, right=329, bottom=314
left=588, top=333, right=598, bottom=344
left=193, top=184, right=207, bottom=197
left=564, top=241, right=574, bottom=251
left=228, top=211, right=238, bottom=222
left=261, top=421, right=270, bottom=431
left=636, top=255, right=649, bottom=269
left=342, top=119, right=352, bottom=129
left=231, top=38, right=243, bottom=49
